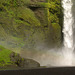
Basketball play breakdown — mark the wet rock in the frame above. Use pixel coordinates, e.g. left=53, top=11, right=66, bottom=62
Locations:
left=10, top=52, right=40, bottom=68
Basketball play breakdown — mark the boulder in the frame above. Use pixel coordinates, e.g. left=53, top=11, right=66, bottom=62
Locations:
left=10, top=52, right=40, bottom=68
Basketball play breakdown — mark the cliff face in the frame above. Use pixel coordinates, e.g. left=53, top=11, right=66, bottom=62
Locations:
left=0, top=0, right=62, bottom=51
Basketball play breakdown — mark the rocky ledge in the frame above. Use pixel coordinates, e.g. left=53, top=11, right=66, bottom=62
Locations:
left=10, top=52, right=40, bottom=69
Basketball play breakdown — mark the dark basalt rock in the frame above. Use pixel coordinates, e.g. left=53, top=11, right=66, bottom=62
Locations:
left=10, top=52, right=40, bottom=68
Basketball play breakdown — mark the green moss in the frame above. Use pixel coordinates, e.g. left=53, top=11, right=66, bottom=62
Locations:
left=12, top=36, right=22, bottom=41
left=36, top=2, right=51, bottom=8
left=0, top=46, right=13, bottom=66
left=16, top=7, right=41, bottom=26
left=30, top=2, right=57, bottom=8
left=0, top=0, right=11, bottom=6
left=46, top=0, right=49, bottom=2
left=30, top=2, right=51, bottom=8
left=14, top=52, right=18, bottom=57
left=49, top=0, right=61, bottom=26
left=50, top=13, right=59, bottom=23
left=22, top=58, right=24, bottom=61
left=46, top=8, right=50, bottom=26
left=0, top=0, right=30, bottom=7
left=51, top=23, right=61, bottom=45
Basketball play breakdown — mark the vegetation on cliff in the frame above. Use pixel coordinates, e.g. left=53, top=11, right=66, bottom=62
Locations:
left=0, top=46, right=40, bottom=69
left=0, top=46, right=13, bottom=66
left=0, top=0, right=62, bottom=68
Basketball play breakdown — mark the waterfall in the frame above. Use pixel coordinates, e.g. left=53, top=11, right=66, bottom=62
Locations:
left=62, top=0, right=74, bottom=66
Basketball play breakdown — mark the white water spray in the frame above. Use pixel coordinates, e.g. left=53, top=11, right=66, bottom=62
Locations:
left=62, top=0, right=74, bottom=66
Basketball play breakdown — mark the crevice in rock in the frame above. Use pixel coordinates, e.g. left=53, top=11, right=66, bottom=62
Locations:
left=2, top=3, right=9, bottom=6
left=0, top=8, right=3, bottom=11
left=19, top=18, right=24, bottom=21
left=29, top=7, right=39, bottom=11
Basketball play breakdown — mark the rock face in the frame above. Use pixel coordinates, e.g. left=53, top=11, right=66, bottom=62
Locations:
left=10, top=52, right=40, bottom=68
left=0, top=0, right=62, bottom=50
left=0, top=0, right=62, bottom=69
left=30, top=0, right=46, bottom=2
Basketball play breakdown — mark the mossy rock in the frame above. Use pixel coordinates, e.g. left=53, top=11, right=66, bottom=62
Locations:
left=0, top=46, right=13, bottom=66
left=51, top=23, right=61, bottom=46
left=10, top=52, right=40, bottom=68
left=0, top=0, right=62, bottom=50
left=16, top=6, right=41, bottom=27
left=0, top=0, right=31, bottom=7
left=0, top=46, right=40, bottom=69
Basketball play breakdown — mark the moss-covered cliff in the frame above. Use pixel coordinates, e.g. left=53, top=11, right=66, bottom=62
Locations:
left=0, top=0, right=62, bottom=50
left=0, top=0, right=62, bottom=67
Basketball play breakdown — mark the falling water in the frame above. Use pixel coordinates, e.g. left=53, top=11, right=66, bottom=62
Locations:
left=62, top=0, right=74, bottom=66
